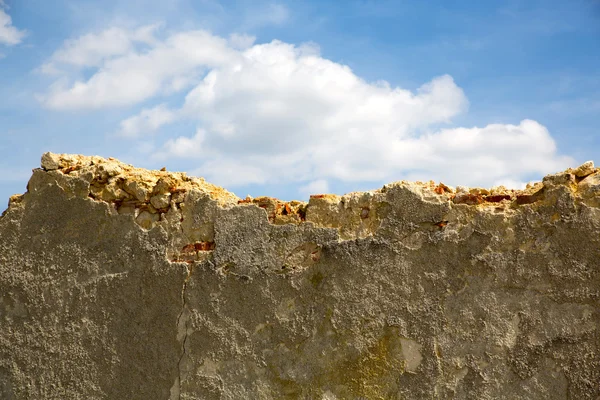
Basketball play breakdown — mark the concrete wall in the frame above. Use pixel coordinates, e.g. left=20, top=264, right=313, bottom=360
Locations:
left=1, top=153, right=599, bottom=399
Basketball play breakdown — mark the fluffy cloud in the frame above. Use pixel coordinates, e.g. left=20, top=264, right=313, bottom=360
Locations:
left=40, top=26, right=574, bottom=192
left=40, top=25, right=161, bottom=74
left=39, top=26, right=238, bottom=109
left=299, top=180, right=330, bottom=198
left=228, top=33, right=256, bottom=50
left=0, top=7, right=25, bottom=46
left=161, top=128, right=206, bottom=158
left=396, top=120, right=572, bottom=187
left=117, top=104, right=175, bottom=138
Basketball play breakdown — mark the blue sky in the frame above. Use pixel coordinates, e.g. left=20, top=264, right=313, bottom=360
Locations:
left=1, top=0, right=599, bottom=206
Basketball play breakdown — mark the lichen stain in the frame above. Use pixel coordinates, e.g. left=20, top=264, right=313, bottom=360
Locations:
left=268, top=321, right=411, bottom=399
left=309, top=271, right=324, bottom=288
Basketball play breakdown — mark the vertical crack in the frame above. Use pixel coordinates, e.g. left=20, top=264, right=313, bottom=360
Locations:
left=174, top=262, right=194, bottom=400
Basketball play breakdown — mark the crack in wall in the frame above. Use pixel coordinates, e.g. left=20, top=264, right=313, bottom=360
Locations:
left=171, top=262, right=194, bottom=400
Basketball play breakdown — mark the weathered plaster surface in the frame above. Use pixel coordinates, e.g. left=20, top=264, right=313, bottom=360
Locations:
left=0, top=153, right=599, bottom=399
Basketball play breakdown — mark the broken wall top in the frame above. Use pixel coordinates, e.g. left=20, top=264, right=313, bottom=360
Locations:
left=5, top=153, right=600, bottom=235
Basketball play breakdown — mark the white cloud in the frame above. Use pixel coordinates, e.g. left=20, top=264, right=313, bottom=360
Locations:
left=189, top=158, right=268, bottom=187
left=0, top=7, right=26, bottom=46
left=162, top=40, right=571, bottom=188
left=492, top=179, right=527, bottom=190
left=46, top=28, right=135, bottom=68
left=40, top=25, right=161, bottom=73
left=38, top=28, right=238, bottom=109
left=396, top=119, right=573, bottom=187
left=117, top=104, right=176, bottom=138
left=228, top=33, right=256, bottom=50
left=40, top=25, right=574, bottom=190
left=161, top=128, right=206, bottom=158
left=299, top=180, right=329, bottom=198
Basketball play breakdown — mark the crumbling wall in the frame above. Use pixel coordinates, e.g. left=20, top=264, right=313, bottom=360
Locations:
left=0, top=153, right=599, bottom=399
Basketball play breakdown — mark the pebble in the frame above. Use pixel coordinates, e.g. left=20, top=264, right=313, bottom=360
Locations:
left=41, top=152, right=61, bottom=170
left=573, top=161, right=595, bottom=177
left=135, top=210, right=160, bottom=230
left=150, top=193, right=171, bottom=209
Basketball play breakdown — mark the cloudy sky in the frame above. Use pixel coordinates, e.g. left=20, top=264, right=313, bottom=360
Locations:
left=1, top=0, right=599, bottom=205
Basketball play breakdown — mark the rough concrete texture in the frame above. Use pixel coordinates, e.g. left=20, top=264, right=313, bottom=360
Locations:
left=1, top=153, right=599, bottom=399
